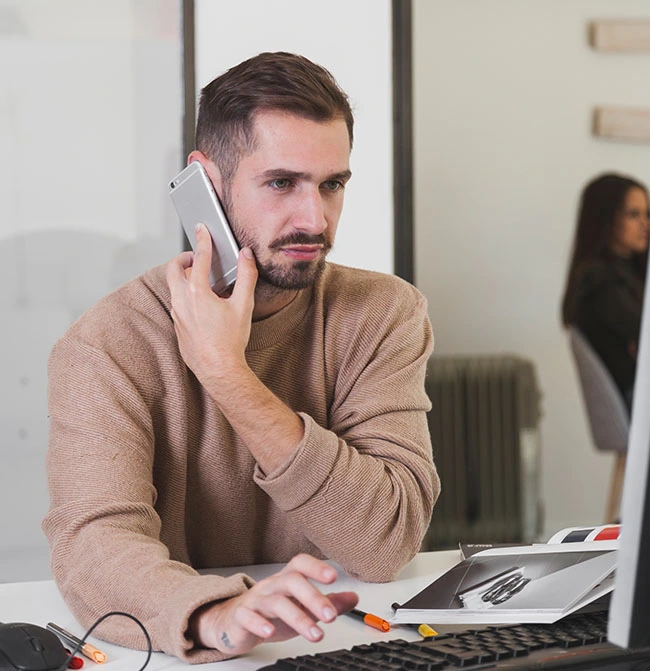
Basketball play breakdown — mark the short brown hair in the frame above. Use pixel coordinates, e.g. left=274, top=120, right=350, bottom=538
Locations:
left=195, top=52, right=354, bottom=184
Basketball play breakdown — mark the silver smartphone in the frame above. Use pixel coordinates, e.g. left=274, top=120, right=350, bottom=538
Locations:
left=169, top=162, right=239, bottom=295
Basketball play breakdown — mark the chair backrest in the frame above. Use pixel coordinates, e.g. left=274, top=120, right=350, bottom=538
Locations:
left=568, top=326, right=629, bottom=453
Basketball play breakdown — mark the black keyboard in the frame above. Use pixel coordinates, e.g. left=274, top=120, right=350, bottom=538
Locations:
left=258, top=610, right=650, bottom=670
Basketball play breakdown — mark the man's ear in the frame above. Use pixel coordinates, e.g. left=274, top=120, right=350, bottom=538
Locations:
left=187, top=150, right=225, bottom=199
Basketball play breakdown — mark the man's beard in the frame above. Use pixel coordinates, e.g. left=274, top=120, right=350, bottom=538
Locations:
left=224, top=193, right=331, bottom=291
left=257, top=232, right=331, bottom=290
left=240, top=231, right=331, bottom=291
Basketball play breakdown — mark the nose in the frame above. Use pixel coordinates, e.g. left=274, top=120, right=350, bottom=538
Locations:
left=292, top=187, right=327, bottom=235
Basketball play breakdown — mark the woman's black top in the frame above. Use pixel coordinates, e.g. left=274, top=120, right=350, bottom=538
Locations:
left=573, top=256, right=645, bottom=410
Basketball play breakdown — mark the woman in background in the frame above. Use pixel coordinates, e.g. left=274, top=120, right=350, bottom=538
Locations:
left=562, top=172, right=649, bottom=412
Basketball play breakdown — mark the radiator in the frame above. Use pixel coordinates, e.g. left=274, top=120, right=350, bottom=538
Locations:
left=423, top=354, right=543, bottom=550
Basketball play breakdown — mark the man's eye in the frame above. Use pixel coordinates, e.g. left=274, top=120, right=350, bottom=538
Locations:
left=270, top=178, right=292, bottom=189
left=322, top=180, right=343, bottom=192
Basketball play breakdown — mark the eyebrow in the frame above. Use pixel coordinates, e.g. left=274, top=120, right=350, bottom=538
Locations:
left=258, top=168, right=352, bottom=182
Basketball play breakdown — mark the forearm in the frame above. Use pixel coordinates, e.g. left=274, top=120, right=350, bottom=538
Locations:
left=203, top=363, right=436, bottom=579
left=45, top=337, right=255, bottom=662
left=203, top=363, right=305, bottom=476
left=256, top=411, right=439, bottom=582
left=247, top=284, right=438, bottom=580
left=44, top=502, right=254, bottom=663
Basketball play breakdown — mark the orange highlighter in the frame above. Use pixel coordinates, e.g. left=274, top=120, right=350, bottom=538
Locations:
left=347, top=608, right=391, bottom=632
left=46, top=623, right=107, bottom=664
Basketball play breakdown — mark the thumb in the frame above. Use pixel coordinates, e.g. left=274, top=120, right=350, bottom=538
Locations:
left=232, top=247, right=258, bottom=303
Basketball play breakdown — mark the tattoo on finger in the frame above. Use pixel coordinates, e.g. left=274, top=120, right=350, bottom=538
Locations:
left=221, top=631, right=235, bottom=649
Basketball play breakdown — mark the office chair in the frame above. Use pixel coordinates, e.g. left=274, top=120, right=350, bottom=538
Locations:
left=568, top=326, right=629, bottom=524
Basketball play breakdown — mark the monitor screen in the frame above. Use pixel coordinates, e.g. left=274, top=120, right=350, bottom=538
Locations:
left=607, top=255, right=650, bottom=649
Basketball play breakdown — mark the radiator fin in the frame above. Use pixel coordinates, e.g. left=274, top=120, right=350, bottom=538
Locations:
left=423, top=355, right=543, bottom=550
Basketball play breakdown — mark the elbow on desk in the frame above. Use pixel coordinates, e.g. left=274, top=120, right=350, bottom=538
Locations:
left=352, top=497, right=438, bottom=583
left=344, top=554, right=413, bottom=584
left=342, top=538, right=422, bottom=584
left=328, top=467, right=439, bottom=584
left=353, top=567, right=401, bottom=584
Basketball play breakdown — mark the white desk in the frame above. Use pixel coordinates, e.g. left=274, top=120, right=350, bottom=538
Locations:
left=0, top=551, right=460, bottom=670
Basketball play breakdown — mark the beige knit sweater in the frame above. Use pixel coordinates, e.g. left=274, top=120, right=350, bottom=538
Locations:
left=43, top=261, right=439, bottom=663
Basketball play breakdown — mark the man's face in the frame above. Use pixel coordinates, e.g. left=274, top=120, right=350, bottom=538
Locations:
left=212, top=110, right=352, bottom=292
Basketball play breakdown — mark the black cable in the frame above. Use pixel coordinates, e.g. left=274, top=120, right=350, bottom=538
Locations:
left=56, top=611, right=152, bottom=671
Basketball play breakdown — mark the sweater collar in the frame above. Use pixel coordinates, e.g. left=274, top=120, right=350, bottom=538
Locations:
left=247, top=284, right=313, bottom=351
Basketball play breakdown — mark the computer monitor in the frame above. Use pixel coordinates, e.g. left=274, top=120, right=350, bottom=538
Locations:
left=607, top=257, right=650, bottom=650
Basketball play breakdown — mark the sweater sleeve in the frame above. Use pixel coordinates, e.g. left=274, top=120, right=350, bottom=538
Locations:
left=42, top=335, right=254, bottom=663
left=254, top=283, right=439, bottom=583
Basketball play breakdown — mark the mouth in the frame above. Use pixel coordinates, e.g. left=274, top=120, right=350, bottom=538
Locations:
left=279, top=245, right=324, bottom=261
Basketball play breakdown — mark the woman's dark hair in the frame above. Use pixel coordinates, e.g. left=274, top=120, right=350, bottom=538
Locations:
left=561, top=172, right=649, bottom=326
left=195, top=52, right=354, bottom=186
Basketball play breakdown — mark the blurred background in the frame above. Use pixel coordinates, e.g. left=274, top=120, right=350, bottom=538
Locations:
left=1, top=0, right=648, bottom=581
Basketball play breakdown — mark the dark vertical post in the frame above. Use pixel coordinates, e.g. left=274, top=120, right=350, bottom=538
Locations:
left=181, top=0, right=195, bottom=251
left=392, top=0, right=414, bottom=283
left=182, top=0, right=196, bottom=161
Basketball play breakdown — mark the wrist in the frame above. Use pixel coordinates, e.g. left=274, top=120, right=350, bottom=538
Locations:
left=188, top=600, right=224, bottom=651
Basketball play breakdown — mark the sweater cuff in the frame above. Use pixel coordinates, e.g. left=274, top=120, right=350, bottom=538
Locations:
left=161, top=572, right=255, bottom=663
left=253, top=413, right=339, bottom=511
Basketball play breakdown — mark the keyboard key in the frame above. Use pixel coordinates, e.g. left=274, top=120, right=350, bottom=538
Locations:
left=486, top=646, right=515, bottom=661
left=351, top=644, right=377, bottom=654
left=272, top=658, right=303, bottom=669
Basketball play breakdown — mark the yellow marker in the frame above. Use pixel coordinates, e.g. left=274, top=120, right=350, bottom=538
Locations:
left=417, top=623, right=438, bottom=638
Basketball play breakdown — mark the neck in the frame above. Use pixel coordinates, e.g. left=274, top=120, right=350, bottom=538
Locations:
left=609, top=243, right=634, bottom=260
left=252, top=285, right=299, bottom=321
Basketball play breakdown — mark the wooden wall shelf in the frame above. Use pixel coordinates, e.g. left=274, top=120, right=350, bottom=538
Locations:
left=590, top=19, right=650, bottom=52
left=593, top=106, right=650, bottom=142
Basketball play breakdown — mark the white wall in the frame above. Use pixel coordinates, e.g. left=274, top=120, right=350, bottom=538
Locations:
left=0, top=0, right=182, bottom=581
left=195, top=0, right=394, bottom=274
left=412, top=0, right=650, bottom=537
left=0, top=0, right=394, bottom=582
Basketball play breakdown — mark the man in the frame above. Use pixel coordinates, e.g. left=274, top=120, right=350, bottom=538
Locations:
left=43, top=52, right=439, bottom=663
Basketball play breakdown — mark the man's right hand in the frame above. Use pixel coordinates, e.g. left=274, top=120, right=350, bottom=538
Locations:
left=189, top=554, right=359, bottom=656
left=166, top=222, right=259, bottom=389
